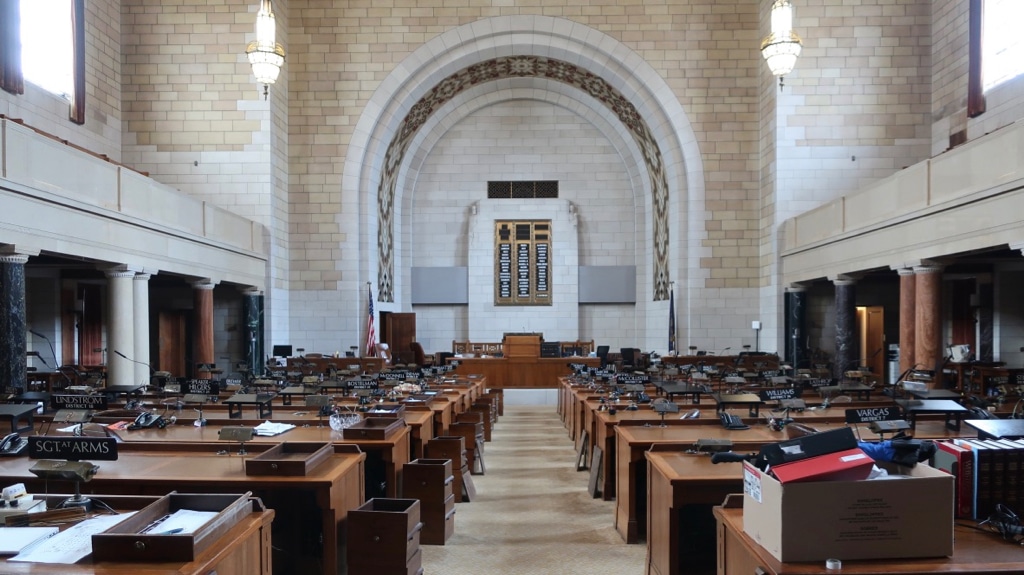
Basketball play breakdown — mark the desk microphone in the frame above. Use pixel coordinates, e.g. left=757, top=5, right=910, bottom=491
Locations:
left=114, top=350, right=158, bottom=385
left=28, top=329, right=58, bottom=369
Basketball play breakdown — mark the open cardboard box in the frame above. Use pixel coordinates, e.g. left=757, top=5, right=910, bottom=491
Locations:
left=743, top=461, right=953, bottom=562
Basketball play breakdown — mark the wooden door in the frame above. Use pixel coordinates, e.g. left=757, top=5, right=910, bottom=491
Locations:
left=79, top=284, right=104, bottom=366
left=857, top=306, right=885, bottom=378
left=158, top=311, right=187, bottom=376
left=381, top=312, right=416, bottom=364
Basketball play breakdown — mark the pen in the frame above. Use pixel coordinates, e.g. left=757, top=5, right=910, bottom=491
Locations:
left=154, top=528, right=184, bottom=535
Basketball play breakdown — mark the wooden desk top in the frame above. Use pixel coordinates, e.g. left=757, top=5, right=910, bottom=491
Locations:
left=0, top=504, right=273, bottom=574
left=715, top=503, right=1024, bottom=574
left=646, top=450, right=746, bottom=484
left=109, top=421, right=412, bottom=450
left=615, top=419, right=967, bottom=446
left=0, top=448, right=365, bottom=487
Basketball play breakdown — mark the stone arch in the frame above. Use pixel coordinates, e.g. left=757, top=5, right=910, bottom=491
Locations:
left=342, top=15, right=702, bottom=304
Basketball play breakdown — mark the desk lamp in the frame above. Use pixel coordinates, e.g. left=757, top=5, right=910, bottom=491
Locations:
left=27, top=436, right=116, bottom=512
left=305, top=394, right=332, bottom=427
left=218, top=426, right=254, bottom=455
left=651, top=399, right=680, bottom=427
left=184, top=393, right=209, bottom=426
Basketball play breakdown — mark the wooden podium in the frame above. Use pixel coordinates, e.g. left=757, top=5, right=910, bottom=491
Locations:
left=503, top=334, right=541, bottom=358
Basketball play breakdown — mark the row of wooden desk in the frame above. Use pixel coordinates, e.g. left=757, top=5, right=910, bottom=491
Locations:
left=556, top=377, right=993, bottom=575
left=0, top=376, right=489, bottom=575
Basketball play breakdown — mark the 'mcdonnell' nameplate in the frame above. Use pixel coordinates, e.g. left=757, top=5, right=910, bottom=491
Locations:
left=27, top=436, right=119, bottom=461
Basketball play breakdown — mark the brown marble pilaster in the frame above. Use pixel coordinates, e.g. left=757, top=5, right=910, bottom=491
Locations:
left=192, top=279, right=216, bottom=377
left=897, top=268, right=916, bottom=376
left=914, top=265, right=943, bottom=381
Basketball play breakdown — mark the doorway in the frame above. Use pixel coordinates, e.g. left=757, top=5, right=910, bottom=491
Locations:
left=856, top=306, right=885, bottom=381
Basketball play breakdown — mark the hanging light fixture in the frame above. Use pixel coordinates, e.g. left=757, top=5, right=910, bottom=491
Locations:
left=760, top=0, right=802, bottom=89
left=245, top=0, right=285, bottom=99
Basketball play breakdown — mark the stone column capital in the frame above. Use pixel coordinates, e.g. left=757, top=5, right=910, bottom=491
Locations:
left=893, top=267, right=916, bottom=276
left=190, top=278, right=218, bottom=290
left=133, top=272, right=153, bottom=282
left=913, top=264, right=943, bottom=275
left=829, top=274, right=859, bottom=286
left=241, top=286, right=263, bottom=296
left=785, top=283, right=808, bottom=293
left=0, top=253, right=30, bottom=265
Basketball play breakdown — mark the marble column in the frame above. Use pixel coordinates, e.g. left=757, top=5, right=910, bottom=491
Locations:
left=833, top=278, right=858, bottom=381
left=914, top=265, right=943, bottom=380
left=105, top=268, right=136, bottom=388
left=242, top=287, right=264, bottom=377
left=192, top=279, right=216, bottom=376
left=133, top=273, right=152, bottom=386
left=785, top=285, right=807, bottom=370
left=897, top=267, right=916, bottom=376
left=0, top=253, right=29, bottom=393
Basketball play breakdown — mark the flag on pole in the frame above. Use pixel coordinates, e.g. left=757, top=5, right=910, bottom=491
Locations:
left=668, top=287, right=676, bottom=353
left=365, top=285, right=377, bottom=357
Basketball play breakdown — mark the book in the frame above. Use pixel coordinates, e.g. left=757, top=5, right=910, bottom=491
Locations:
left=0, top=527, right=58, bottom=555
left=952, top=438, right=979, bottom=519
left=962, top=439, right=995, bottom=519
left=993, top=439, right=1021, bottom=509
left=934, top=440, right=974, bottom=519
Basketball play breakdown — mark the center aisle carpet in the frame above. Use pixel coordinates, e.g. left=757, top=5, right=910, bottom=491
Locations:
left=420, top=406, right=647, bottom=574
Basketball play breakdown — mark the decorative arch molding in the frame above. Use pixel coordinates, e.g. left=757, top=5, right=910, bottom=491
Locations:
left=343, top=15, right=702, bottom=304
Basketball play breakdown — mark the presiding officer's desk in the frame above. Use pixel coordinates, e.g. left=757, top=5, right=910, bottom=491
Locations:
left=0, top=494, right=275, bottom=575
left=0, top=444, right=363, bottom=575
left=715, top=495, right=1024, bottom=575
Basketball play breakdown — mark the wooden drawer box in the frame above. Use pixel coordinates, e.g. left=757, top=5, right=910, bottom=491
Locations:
left=402, top=458, right=454, bottom=501
left=343, top=417, right=405, bottom=439
left=245, top=441, right=332, bottom=476
left=347, top=498, right=422, bottom=568
left=421, top=503, right=456, bottom=546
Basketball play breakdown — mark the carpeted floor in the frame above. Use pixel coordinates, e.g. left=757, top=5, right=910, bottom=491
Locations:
left=420, top=406, right=647, bottom=574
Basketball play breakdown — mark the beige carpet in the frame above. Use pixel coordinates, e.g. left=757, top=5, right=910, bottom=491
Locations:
left=420, top=406, right=647, bottom=574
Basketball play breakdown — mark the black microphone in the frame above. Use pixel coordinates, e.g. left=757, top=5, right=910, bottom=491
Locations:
left=710, top=451, right=752, bottom=464
left=26, top=350, right=49, bottom=367
left=114, top=350, right=157, bottom=384
left=28, top=329, right=58, bottom=369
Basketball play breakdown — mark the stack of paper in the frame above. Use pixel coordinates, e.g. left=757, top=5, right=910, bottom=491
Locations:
left=0, top=527, right=58, bottom=555
left=253, top=421, right=296, bottom=436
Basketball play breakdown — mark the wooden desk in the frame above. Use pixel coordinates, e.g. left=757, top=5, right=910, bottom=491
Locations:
left=451, top=357, right=598, bottom=388
left=0, top=446, right=363, bottom=575
left=0, top=403, right=36, bottom=432
left=616, top=423, right=789, bottom=544
left=614, top=420, right=966, bottom=545
left=646, top=450, right=748, bottom=575
left=110, top=422, right=409, bottom=500
left=715, top=498, right=1024, bottom=574
left=0, top=494, right=274, bottom=575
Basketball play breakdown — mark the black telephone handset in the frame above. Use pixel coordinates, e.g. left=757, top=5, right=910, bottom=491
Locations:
left=128, top=411, right=167, bottom=430
left=0, top=432, right=27, bottom=455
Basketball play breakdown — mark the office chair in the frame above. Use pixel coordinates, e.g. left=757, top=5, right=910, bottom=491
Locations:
left=410, top=342, right=428, bottom=367
left=596, top=345, right=610, bottom=368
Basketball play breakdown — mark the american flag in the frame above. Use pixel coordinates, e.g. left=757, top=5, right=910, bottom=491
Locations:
left=365, top=285, right=377, bottom=357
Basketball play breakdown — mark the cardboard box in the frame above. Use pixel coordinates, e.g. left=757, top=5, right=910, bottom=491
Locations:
left=743, top=461, right=954, bottom=562
left=771, top=448, right=874, bottom=484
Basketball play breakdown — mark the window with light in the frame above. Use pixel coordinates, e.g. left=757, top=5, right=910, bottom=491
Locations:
left=20, top=0, right=73, bottom=100
left=983, top=0, right=1024, bottom=91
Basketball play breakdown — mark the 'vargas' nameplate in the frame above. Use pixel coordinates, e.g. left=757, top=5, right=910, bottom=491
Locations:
left=27, top=436, right=119, bottom=461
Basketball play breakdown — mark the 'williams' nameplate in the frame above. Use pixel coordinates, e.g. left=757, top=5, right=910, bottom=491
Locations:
left=28, top=436, right=119, bottom=461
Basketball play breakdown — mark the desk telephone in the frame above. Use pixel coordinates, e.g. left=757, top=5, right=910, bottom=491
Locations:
left=0, top=433, right=28, bottom=455
left=127, top=411, right=167, bottom=431
left=719, top=412, right=749, bottom=430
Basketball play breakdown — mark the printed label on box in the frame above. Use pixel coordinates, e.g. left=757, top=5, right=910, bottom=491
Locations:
left=744, top=464, right=762, bottom=503
left=840, top=453, right=869, bottom=463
